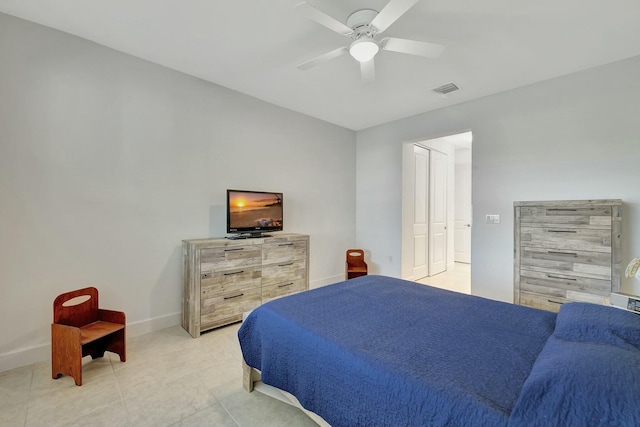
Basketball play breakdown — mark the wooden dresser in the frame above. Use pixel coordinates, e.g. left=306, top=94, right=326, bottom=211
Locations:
left=182, top=233, right=309, bottom=337
left=514, top=199, right=622, bottom=312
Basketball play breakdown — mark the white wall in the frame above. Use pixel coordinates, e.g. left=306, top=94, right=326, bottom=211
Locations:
left=356, top=54, right=640, bottom=302
left=0, top=13, right=356, bottom=372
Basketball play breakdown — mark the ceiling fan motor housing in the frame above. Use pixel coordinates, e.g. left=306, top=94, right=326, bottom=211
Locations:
left=347, top=9, right=379, bottom=39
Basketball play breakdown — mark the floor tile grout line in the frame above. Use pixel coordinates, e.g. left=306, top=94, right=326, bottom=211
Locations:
left=21, top=363, right=36, bottom=427
left=110, top=355, right=129, bottom=416
left=216, top=394, right=242, bottom=427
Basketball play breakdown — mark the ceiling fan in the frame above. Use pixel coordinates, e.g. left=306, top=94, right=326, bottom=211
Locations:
left=296, top=0, right=444, bottom=83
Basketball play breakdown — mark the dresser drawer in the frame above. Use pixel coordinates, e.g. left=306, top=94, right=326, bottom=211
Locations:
left=262, top=239, right=307, bottom=265
left=200, top=287, right=261, bottom=330
left=520, top=206, right=611, bottom=226
left=520, top=247, right=611, bottom=280
left=520, top=226, right=612, bottom=252
left=520, top=290, right=609, bottom=312
left=201, top=265, right=262, bottom=298
left=262, top=258, right=307, bottom=287
left=520, top=269, right=611, bottom=297
left=520, top=291, right=568, bottom=312
left=262, top=279, right=307, bottom=304
left=200, top=246, right=261, bottom=272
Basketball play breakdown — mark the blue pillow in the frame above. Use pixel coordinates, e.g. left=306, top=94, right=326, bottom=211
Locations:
left=508, top=336, right=640, bottom=427
left=553, top=302, right=640, bottom=351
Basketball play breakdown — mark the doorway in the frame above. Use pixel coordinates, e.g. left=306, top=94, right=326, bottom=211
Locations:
left=401, top=132, right=472, bottom=287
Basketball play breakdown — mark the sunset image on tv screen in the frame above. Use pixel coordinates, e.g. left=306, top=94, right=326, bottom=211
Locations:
left=229, top=192, right=282, bottom=228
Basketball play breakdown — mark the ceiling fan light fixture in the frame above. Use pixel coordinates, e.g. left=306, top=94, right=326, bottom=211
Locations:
left=349, top=38, right=379, bottom=62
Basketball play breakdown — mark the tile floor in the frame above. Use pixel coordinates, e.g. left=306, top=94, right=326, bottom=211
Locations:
left=0, top=267, right=470, bottom=427
left=0, top=323, right=318, bottom=427
left=416, top=262, right=471, bottom=294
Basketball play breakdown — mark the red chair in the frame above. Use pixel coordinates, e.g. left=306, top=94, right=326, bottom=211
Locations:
left=51, top=287, right=126, bottom=386
left=346, top=249, right=368, bottom=280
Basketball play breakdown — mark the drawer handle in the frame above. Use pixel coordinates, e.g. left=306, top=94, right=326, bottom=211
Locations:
left=547, top=251, right=578, bottom=257
left=278, top=262, right=294, bottom=267
left=278, top=283, right=294, bottom=288
left=548, top=299, right=564, bottom=305
left=224, top=293, right=244, bottom=300
left=224, top=270, right=244, bottom=276
left=278, top=243, right=293, bottom=247
left=547, top=274, right=577, bottom=281
left=547, top=209, right=577, bottom=212
left=547, top=230, right=577, bottom=233
left=224, top=248, right=245, bottom=252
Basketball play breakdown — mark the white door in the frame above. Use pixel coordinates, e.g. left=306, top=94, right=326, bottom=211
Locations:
left=412, top=145, right=429, bottom=279
left=429, top=150, right=447, bottom=275
left=454, top=163, right=472, bottom=263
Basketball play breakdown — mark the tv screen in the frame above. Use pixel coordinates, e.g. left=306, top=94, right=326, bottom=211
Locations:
left=227, top=190, right=283, bottom=237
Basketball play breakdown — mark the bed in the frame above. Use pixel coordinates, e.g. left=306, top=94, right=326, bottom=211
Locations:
left=238, top=275, right=640, bottom=427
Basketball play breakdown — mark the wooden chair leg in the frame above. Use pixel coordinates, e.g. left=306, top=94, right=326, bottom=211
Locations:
left=114, top=329, right=126, bottom=362
left=51, top=324, right=83, bottom=386
left=104, top=330, right=126, bottom=362
left=72, top=360, right=83, bottom=386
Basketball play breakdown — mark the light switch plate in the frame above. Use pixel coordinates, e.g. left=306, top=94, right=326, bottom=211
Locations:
left=485, top=214, right=501, bottom=224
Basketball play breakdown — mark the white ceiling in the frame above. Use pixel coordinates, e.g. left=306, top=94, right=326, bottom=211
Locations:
left=1, top=0, right=639, bottom=130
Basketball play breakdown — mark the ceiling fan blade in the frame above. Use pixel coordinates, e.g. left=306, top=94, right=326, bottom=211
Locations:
left=297, top=46, right=349, bottom=70
left=370, top=0, right=419, bottom=34
left=296, top=2, right=353, bottom=36
left=381, top=37, right=444, bottom=58
left=360, top=59, right=375, bottom=84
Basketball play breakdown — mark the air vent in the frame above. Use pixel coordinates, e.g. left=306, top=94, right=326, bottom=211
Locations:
left=432, top=82, right=459, bottom=95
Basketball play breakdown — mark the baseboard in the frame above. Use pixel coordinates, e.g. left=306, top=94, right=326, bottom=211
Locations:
left=0, top=311, right=182, bottom=374
left=0, top=343, right=51, bottom=374
left=126, top=311, right=182, bottom=337
left=310, top=274, right=344, bottom=289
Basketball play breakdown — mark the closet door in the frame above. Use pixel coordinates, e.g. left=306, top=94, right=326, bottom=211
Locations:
left=429, top=150, right=448, bottom=275
left=412, top=145, right=429, bottom=279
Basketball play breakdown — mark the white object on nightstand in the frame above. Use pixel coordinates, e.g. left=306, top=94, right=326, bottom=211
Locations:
left=610, top=292, right=640, bottom=314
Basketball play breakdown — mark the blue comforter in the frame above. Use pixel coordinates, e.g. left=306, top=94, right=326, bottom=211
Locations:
left=508, top=302, right=640, bottom=427
left=239, top=276, right=640, bottom=426
left=239, top=276, right=557, bottom=426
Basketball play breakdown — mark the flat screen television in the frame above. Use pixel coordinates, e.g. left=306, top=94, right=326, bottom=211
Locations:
left=226, top=189, right=283, bottom=238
